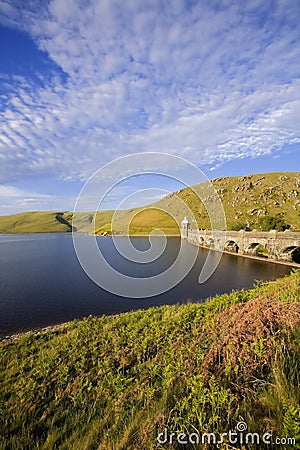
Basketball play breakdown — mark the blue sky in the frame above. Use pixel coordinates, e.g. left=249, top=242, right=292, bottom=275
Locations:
left=0, top=0, right=299, bottom=214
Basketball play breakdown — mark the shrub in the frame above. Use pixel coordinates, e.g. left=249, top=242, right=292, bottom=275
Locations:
left=257, top=215, right=290, bottom=231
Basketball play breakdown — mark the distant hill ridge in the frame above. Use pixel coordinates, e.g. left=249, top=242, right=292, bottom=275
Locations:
left=0, top=172, right=299, bottom=234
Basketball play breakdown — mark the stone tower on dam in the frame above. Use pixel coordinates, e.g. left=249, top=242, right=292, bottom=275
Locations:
left=180, top=217, right=190, bottom=239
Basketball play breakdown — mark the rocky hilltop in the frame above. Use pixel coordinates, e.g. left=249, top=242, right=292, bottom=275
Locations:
left=208, top=172, right=300, bottom=230
left=100, top=172, right=300, bottom=234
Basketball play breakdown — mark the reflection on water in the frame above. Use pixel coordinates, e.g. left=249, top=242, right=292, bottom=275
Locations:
left=0, top=234, right=292, bottom=336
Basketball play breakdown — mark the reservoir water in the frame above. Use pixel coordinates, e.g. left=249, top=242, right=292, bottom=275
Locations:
left=0, top=233, right=292, bottom=336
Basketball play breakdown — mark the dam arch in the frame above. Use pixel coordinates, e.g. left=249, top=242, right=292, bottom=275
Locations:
left=282, top=246, right=300, bottom=263
left=225, top=240, right=239, bottom=253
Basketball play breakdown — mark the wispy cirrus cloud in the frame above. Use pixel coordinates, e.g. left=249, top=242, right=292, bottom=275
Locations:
left=0, top=0, right=299, bottom=188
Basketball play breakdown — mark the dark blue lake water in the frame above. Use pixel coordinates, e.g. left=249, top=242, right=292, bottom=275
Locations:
left=0, top=233, right=292, bottom=336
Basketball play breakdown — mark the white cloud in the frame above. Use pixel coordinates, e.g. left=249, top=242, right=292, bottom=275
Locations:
left=0, top=185, right=48, bottom=214
left=0, top=185, right=28, bottom=198
left=0, top=0, right=299, bottom=188
left=0, top=183, right=79, bottom=215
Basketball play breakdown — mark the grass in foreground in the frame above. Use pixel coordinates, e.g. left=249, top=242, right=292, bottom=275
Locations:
left=0, top=271, right=299, bottom=449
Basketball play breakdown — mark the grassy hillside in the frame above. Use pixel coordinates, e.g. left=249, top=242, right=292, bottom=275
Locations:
left=102, top=172, right=300, bottom=235
left=1, top=172, right=299, bottom=234
left=0, top=210, right=115, bottom=234
left=72, top=210, right=115, bottom=234
left=0, top=212, right=73, bottom=233
left=1, top=271, right=299, bottom=449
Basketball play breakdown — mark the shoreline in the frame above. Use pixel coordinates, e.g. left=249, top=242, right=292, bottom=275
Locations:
left=0, top=322, right=70, bottom=343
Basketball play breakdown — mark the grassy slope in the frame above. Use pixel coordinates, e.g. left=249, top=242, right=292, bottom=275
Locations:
left=1, top=271, right=299, bottom=449
left=0, top=211, right=115, bottom=234
left=1, top=172, right=299, bottom=234
left=72, top=210, right=115, bottom=234
left=107, top=172, right=300, bottom=235
left=0, top=212, right=72, bottom=233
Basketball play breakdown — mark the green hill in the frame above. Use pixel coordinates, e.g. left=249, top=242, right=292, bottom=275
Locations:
left=96, top=171, right=300, bottom=235
left=1, top=172, right=299, bottom=234
left=1, top=271, right=299, bottom=449
left=0, top=210, right=115, bottom=234
left=0, top=211, right=73, bottom=234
